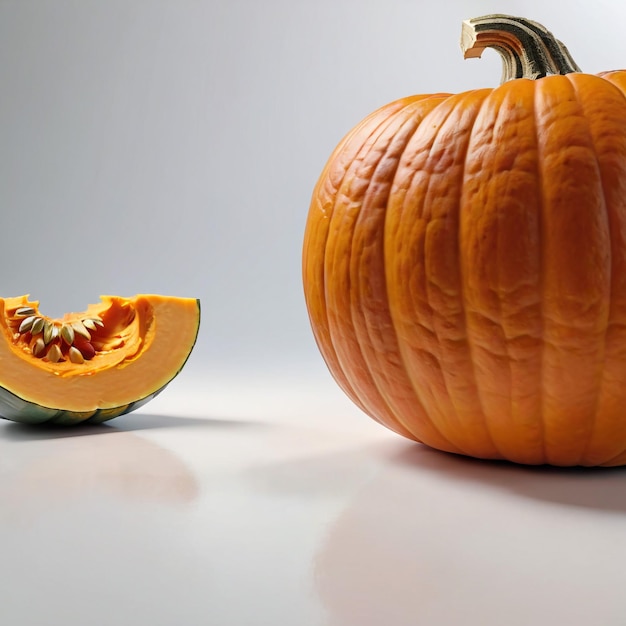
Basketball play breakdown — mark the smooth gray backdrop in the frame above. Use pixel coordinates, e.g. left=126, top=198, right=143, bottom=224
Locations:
left=0, top=0, right=623, bottom=379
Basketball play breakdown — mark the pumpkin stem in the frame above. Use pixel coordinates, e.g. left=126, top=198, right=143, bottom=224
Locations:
left=460, top=14, right=581, bottom=83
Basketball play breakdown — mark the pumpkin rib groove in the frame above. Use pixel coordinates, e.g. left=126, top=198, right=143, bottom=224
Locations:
left=463, top=87, right=515, bottom=459
left=461, top=83, right=545, bottom=463
left=500, top=83, right=545, bottom=463
left=389, top=99, right=473, bottom=453
left=565, top=73, right=611, bottom=465
left=351, top=97, right=466, bottom=452
left=325, top=103, right=426, bottom=438
left=596, top=76, right=626, bottom=465
left=597, top=71, right=626, bottom=101
left=489, top=90, right=515, bottom=448
left=349, top=107, right=429, bottom=441
left=305, top=104, right=398, bottom=419
left=348, top=99, right=462, bottom=443
left=385, top=99, right=473, bottom=451
left=535, top=76, right=611, bottom=465
left=565, top=74, right=626, bottom=465
left=597, top=113, right=626, bottom=463
left=391, top=97, right=476, bottom=453
left=391, top=91, right=502, bottom=457
left=345, top=106, right=422, bottom=438
left=494, top=87, right=542, bottom=462
left=430, top=92, right=504, bottom=457
left=454, top=89, right=507, bottom=460
left=531, top=81, right=549, bottom=465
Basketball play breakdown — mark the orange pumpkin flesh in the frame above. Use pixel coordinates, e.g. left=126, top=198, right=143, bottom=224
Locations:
left=0, top=294, right=200, bottom=424
left=302, top=14, right=626, bottom=466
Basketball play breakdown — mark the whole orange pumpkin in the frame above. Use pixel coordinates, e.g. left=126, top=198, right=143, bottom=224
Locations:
left=302, top=14, right=626, bottom=467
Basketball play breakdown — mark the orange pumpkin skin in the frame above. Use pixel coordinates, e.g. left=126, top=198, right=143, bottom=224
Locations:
left=302, top=28, right=626, bottom=466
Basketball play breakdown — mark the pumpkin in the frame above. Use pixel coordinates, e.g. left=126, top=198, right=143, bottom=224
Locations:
left=302, top=14, right=626, bottom=467
left=0, top=294, right=200, bottom=425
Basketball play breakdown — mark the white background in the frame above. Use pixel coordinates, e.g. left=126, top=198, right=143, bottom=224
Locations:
left=2, top=1, right=626, bottom=625
left=1, top=0, right=623, bottom=374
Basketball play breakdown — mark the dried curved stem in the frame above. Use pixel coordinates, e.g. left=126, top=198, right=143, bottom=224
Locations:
left=460, top=14, right=581, bottom=83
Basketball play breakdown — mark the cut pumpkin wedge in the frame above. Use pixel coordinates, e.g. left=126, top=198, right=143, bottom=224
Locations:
left=0, top=294, right=200, bottom=425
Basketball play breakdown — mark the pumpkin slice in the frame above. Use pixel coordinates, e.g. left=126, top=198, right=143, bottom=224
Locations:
left=0, top=294, right=200, bottom=425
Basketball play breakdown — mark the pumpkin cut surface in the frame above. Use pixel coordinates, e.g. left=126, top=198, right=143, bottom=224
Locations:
left=0, top=294, right=200, bottom=425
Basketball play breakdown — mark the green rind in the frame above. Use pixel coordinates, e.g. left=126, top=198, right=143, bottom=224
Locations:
left=0, top=385, right=163, bottom=425
left=0, top=298, right=200, bottom=426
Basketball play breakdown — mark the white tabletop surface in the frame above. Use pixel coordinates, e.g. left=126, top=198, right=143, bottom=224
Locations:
left=2, top=367, right=626, bottom=626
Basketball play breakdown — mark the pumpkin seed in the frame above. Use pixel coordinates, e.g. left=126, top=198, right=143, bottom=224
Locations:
left=88, top=317, right=104, bottom=328
left=46, top=344, right=62, bottom=363
left=60, top=324, right=75, bottom=345
left=15, top=307, right=36, bottom=318
left=30, top=317, right=45, bottom=335
left=82, top=318, right=99, bottom=331
left=68, top=346, right=84, bottom=364
left=43, top=320, right=55, bottom=345
left=32, top=337, right=46, bottom=358
left=18, top=316, right=37, bottom=333
left=71, top=320, right=91, bottom=340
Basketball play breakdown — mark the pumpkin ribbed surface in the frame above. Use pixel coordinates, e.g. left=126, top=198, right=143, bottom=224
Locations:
left=303, top=16, right=626, bottom=466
